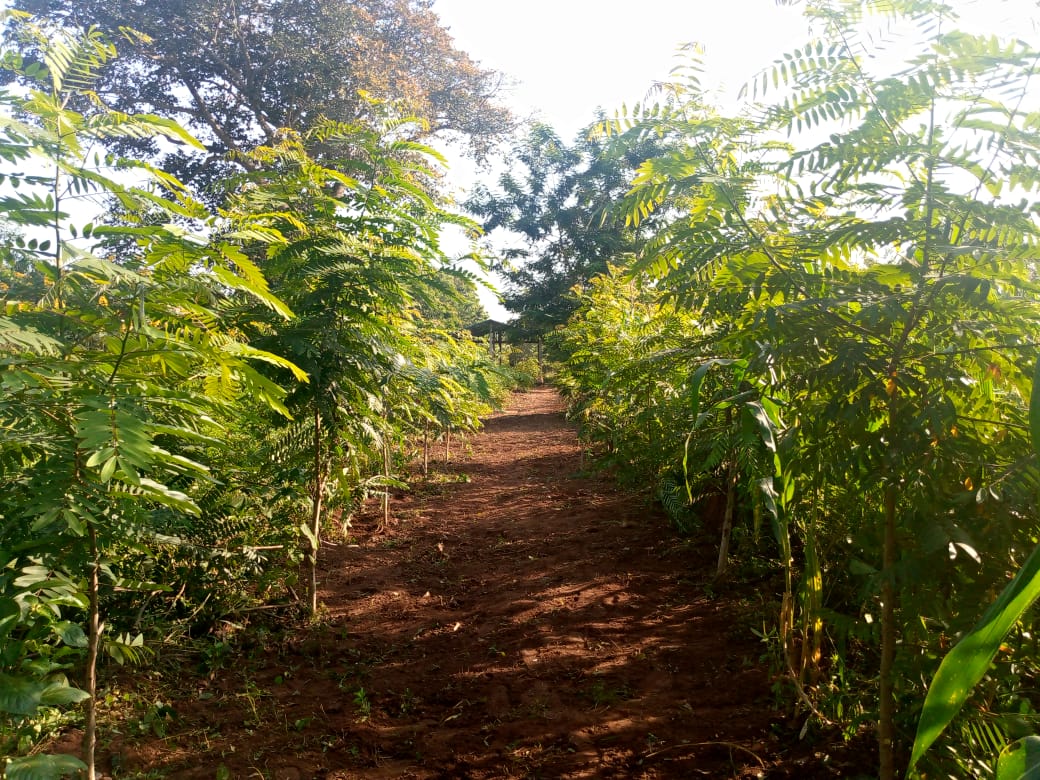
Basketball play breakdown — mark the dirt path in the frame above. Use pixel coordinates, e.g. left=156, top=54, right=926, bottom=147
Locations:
left=120, top=388, right=839, bottom=778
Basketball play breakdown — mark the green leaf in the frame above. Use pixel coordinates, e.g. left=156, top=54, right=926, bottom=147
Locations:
left=13, top=566, right=52, bottom=588
left=4, top=754, right=88, bottom=780
left=910, top=359, right=1040, bottom=773
left=0, top=673, right=49, bottom=715
left=97, top=454, right=117, bottom=483
left=688, top=358, right=744, bottom=428
left=0, top=318, right=65, bottom=355
left=996, top=736, right=1040, bottom=780
left=299, top=522, right=318, bottom=552
left=743, top=400, right=778, bottom=453
left=0, top=599, right=20, bottom=641
left=38, top=681, right=90, bottom=707
left=907, top=542, right=1040, bottom=773
left=52, top=621, right=88, bottom=648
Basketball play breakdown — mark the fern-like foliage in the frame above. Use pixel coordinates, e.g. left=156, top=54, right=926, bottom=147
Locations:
left=558, top=2, right=1040, bottom=775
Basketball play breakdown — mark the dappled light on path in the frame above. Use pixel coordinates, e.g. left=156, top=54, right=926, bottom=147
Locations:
left=133, top=389, right=860, bottom=778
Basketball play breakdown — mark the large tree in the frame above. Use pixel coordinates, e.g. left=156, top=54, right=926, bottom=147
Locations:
left=9, top=0, right=513, bottom=190
left=466, top=121, right=666, bottom=334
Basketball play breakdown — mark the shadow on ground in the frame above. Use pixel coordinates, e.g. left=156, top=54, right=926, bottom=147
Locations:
left=102, top=388, right=870, bottom=779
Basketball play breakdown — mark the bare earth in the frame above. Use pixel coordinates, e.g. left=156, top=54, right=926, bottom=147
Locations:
left=103, top=387, right=861, bottom=778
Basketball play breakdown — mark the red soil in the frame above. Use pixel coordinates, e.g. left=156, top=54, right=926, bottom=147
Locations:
left=97, top=388, right=863, bottom=778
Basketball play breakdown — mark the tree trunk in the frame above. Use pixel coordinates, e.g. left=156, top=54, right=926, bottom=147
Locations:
left=83, top=523, right=101, bottom=779
left=308, top=407, right=324, bottom=616
left=646, top=381, right=654, bottom=448
left=423, top=422, right=430, bottom=476
left=381, top=439, right=391, bottom=530
left=800, top=528, right=824, bottom=685
left=715, top=458, right=738, bottom=579
left=444, top=428, right=450, bottom=462
left=879, top=484, right=898, bottom=780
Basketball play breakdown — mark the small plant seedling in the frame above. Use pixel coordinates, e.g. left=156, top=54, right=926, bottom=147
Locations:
left=354, top=687, right=372, bottom=721
left=398, top=688, right=418, bottom=716
left=583, top=680, right=630, bottom=708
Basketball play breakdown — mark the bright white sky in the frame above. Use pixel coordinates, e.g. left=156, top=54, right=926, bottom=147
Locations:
left=430, top=0, right=1039, bottom=319
left=434, top=0, right=1036, bottom=142
left=433, top=0, right=810, bottom=140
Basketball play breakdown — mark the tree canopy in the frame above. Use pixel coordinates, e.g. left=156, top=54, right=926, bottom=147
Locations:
left=8, top=0, right=514, bottom=190
left=466, top=121, right=668, bottom=334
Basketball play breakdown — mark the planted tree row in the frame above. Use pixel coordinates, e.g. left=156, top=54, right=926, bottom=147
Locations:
left=542, top=1, right=1040, bottom=777
left=0, top=14, right=526, bottom=778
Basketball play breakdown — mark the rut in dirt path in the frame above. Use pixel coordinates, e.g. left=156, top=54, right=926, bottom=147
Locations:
left=307, top=387, right=781, bottom=779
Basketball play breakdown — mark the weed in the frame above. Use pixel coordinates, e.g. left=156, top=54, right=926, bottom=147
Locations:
left=397, top=688, right=419, bottom=716
left=237, top=680, right=268, bottom=727
left=198, top=639, right=233, bottom=673
left=132, top=700, right=176, bottom=738
left=353, top=687, right=372, bottom=721
left=583, top=679, right=630, bottom=708
left=521, top=699, right=550, bottom=720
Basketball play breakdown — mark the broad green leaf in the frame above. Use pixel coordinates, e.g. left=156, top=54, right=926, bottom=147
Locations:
left=220, top=342, right=309, bottom=382
left=4, top=754, right=88, bottom=780
left=0, top=318, right=64, bottom=355
left=98, top=455, right=118, bottom=484
left=743, top=400, right=778, bottom=453
left=907, top=542, right=1040, bottom=773
left=0, top=599, right=20, bottom=640
left=996, top=736, right=1040, bottom=780
left=758, top=477, right=782, bottom=544
left=38, top=681, right=90, bottom=707
left=687, top=358, right=745, bottom=428
left=113, top=478, right=200, bottom=515
left=299, top=522, right=319, bottom=552
left=84, top=447, right=115, bottom=468
left=12, top=566, right=53, bottom=588
left=0, top=673, right=49, bottom=715
left=909, top=359, right=1040, bottom=773
left=52, top=621, right=88, bottom=648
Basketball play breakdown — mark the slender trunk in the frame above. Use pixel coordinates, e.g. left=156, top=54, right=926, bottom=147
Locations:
left=444, top=429, right=450, bottom=462
left=879, top=484, right=898, bottom=780
left=83, top=523, right=101, bottom=779
left=308, top=407, right=324, bottom=616
left=423, top=422, right=429, bottom=476
left=800, top=529, right=823, bottom=684
left=646, top=382, right=654, bottom=448
left=715, top=458, right=738, bottom=579
left=381, top=439, right=391, bottom=530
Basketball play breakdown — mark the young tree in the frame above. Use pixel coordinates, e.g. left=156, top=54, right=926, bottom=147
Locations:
left=224, top=119, right=486, bottom=613
left=562, top=2, right=1040, bottom=776
left=0, top=16, right=297, bottom=777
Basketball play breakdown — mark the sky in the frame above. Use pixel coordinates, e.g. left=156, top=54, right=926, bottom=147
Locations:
left=433, top=0, right=810, bottom=141
left=429, top=0, right=1039, bottom=320
left=431, top=1, right=811, bottom=319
